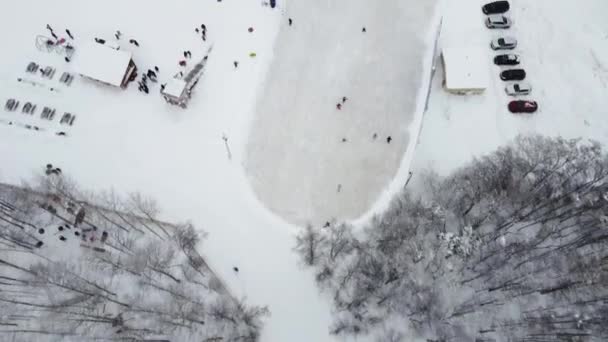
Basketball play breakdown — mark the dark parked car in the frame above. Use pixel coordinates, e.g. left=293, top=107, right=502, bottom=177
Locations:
left=509, top=100, right=538, bottom=113
left=494, top=54, right=520, bottom=65
left=500, top=69, right=526, bottom=81
left=482, top=1, right=510, bottom=15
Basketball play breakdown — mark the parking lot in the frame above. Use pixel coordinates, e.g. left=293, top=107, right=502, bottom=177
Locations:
left=411, top=0, right=608, bottom=177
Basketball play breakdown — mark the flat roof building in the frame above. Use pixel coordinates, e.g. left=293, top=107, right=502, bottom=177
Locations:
left=72, top=42, right=137, bottom=88
left=441, top=47, right=489, bottom=95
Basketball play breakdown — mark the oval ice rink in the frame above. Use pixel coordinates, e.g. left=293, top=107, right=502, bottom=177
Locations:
left=246, top=0, right=438, bottom=226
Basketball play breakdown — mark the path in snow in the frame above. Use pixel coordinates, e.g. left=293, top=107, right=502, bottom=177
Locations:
left=245, top=0, right=438, bottom=227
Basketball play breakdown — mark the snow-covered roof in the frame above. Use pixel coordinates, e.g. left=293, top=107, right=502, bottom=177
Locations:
left=73, top=42, right=133, bottom=87
left=163, top=78, right=187, bottom=98
left=442, top=47, right=489, bottom=92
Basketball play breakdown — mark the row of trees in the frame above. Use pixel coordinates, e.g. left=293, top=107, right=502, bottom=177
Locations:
left=296, top=135, right=608, bottom=341
left=0, top=174, right=268, bottom=341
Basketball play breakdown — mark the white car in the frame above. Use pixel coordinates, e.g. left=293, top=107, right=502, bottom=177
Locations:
left=491, top=37, right=517, bottom=50
left=505, top=82, right=532, bottom=96
left=486, top=15, right=512, bottom=29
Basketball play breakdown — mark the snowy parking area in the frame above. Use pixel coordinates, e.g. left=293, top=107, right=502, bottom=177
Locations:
left=412, top=0, right=608, bottom=178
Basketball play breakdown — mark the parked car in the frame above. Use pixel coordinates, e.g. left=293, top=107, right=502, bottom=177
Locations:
left=486, top=15, right=512, bottom=29
left=494, top=54, right=520, bottom=65
left=505, top=82, right=532, bottom=96
left=482, top=1, right=510, bottom=14
left=500, top=69, right=526, bottom=81
left=491, top=37, right=517, bottom=50
left=509, top=100, right=538, bottom=113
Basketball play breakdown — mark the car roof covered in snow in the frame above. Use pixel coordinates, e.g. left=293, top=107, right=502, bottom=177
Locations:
left=442, top=47, right=490, bottom=91
left=73, top=42, right=133, bottom=87
left=163, top=78, right=187, bottom=98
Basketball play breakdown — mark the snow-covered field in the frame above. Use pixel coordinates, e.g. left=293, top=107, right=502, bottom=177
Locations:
left=0, top=1, right=335, bottom=341
left=0, top=0, right=607, bottom=340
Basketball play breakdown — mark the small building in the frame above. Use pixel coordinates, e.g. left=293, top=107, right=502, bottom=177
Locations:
left=161, top=47, right=212, bottom=108
left=162, top=79, right=188, bottom=107
left=73, top=42, right=137, bottom=88
left=441, top=47, right=489, bottom=95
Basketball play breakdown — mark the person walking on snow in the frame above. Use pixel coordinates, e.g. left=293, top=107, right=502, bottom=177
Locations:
left=65, top=29, right=74, bottom=39
left=233, top=61, right=239, bottom=68
left=288, top=18, right=293, bottom=26
left=342, top=96, right=348, bottom=103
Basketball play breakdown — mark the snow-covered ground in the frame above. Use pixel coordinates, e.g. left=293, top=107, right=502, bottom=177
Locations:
left=0, top=0, right=606, bottom=340
left=411, top=0, right=608, bottom=180
left=0, top=1, right=333, bottom=341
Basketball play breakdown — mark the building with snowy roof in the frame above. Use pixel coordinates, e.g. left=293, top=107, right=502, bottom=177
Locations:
left=73, top=42, right=137, bottom=88
left=161, top=47, right=212, bottom=108
left=441, top=47, right=489, bottom=95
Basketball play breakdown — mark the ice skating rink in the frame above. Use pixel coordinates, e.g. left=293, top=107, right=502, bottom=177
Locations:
left=246, top=0, right=437, bottom=226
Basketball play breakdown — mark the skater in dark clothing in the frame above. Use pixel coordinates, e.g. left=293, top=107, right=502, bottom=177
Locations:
left=160, top=83, right=166, bottom=91
left=183, top=51, right=188, bottom=58
left=179, top=60, right=187, bottom=67
left=372, top=133, right=377, bottom=139
left=336, top=103, right=342, bottom=110
left=95, top=38, right=106, bottom=44
left=342, top=96, right=347, bottom=103
left=233, top=267, right=239, bottom=273
left=362, top=27, right=367, bottom=33
left=323, top=221, right=330, bottom=228
left=195, top=28, right=200, bottom=33
left=129, top=39, right=139, bottom=46
left=288, top=18, right=293, bottom=26
left=65, top=29, right=74, bottom=39
left=234, top=61, right=239, bottom=68
left=201, top=24, right=207, bottom=31
left=386, top=136, right=392, bottom=144
left=64, top=57, right=71, bottom=63
left=51, top=32, right=58, bottom=39
left=154, top=66, right=159, bottom=72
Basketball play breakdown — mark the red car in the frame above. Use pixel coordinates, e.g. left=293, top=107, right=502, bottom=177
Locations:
left=508, top=100, right=538, bottom=113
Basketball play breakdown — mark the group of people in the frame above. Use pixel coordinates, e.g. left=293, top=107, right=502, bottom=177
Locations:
left=335, top=96, right=392, bottom=144
left=195, top=23, right=208, bottom=41
left=138, top=67, right=159, bottom=94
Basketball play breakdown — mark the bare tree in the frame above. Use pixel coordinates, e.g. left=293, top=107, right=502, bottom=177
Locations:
left=295, top=135, right=608, bottom=341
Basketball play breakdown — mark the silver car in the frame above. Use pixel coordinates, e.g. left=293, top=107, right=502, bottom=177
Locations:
left=486, top=15, right=512, bottom=29
left=491, top=37, right=517, bottom=50
left=505, top=82, right=532, bottom=96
